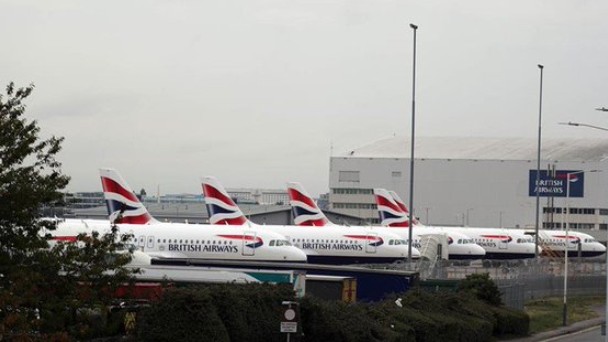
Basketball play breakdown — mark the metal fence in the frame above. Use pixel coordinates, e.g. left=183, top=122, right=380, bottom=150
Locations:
left=433, top=258, right=607, bottom=310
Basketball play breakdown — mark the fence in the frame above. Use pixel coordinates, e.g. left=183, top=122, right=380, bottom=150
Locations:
left=434, top=258, right=607, bottom=310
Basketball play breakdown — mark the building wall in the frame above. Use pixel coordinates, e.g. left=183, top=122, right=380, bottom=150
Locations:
left=329, top=156, right=608, bottom=229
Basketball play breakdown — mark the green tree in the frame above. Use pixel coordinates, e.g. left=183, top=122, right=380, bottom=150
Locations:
left=0, top=82, right=137, bottom=339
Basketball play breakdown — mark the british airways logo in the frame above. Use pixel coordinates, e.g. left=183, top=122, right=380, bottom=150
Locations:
left=529, top=170, right=585, bottom=198
left=168, top=244, right=238, bottom=253
left=203, top=184, right=247, bottom=225
left=101, top=176, right=153, bottom=224
left=167, top=235, right=262, bottom=253
left=299, top=235, right=383, bottom=252
left=217, top=234, right=264, bottom=249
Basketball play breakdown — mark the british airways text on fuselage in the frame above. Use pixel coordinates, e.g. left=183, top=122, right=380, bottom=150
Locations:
left=300, top=242, right=364, bottom=251
left=168, top=244, right=239, bottom=253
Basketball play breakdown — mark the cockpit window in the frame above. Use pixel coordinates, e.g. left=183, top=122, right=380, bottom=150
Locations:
left=270, top=240, right=292, bottom=247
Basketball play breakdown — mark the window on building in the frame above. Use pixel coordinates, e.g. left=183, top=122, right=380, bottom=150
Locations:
left=392, top=171, right=402, bottom=178
left=338, top=171, right=360, bottom=182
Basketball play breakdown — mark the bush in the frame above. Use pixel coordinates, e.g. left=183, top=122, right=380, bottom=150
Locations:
left=135, top=282, right=528, bottom=341
left=458, top=273, right=503, bottom=306
left=491, top=305, right=530, bottom=337
left=137, top=288, right=230, bottom=342
left=300, top=296, right=399, bottom=342
left=137, top=283, right=296, bottom=342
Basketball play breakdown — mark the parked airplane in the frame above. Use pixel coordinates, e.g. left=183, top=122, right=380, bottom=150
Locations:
left=374, top=188, right=539, bottom=259
left=200, top=176, right=417, bottom=264
left=523, top=229, right=606, bottom=258
left=49, top=218, right=308, bottom=263
left=286, top=182, right=485, bottom=260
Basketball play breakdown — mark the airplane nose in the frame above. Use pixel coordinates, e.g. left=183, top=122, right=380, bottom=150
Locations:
left=474, top=245, right=486, bottom=256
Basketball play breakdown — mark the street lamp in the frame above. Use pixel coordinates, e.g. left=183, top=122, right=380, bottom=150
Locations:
left=562, top=169, right=599, bottom=326
left=534, top=64, right=544, bottom=259
left=407, top=23, right=418, bottom=262
left=560, top=117, right=607, bottom=337
left=559, top=121, right=608, bottom=132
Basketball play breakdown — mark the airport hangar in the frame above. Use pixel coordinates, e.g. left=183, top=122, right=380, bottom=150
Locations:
left=328, top=136, right=608, bottom=233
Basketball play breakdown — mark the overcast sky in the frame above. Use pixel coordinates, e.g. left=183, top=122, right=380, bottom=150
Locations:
left=2, top=0, right=607, bottom=197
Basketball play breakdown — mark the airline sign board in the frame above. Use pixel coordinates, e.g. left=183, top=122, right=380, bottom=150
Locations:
left=528, top=170, right=584, bottom=198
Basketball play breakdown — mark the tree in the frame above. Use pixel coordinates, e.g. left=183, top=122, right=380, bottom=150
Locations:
left=0, top=82, right=137, bottom=339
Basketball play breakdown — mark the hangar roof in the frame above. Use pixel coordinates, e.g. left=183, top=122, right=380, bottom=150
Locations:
left=337, top=136, right=608, bottom=162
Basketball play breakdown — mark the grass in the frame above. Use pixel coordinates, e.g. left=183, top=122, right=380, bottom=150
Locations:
left=524, top=295, right=604, bottom=334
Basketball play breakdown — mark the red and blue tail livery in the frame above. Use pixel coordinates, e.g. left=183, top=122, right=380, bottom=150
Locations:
left=389, top=190, right=420, bottom=226
left=286, top=182, right=330, bottom=226
left=373, top=188, right=409, bottom=227
left=99, top=168, right=156, bottom=224
left=201, top=176, right=248, bottom=225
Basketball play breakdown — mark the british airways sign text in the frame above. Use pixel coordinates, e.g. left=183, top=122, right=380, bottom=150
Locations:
left=528, top=170, right=584, bottom=198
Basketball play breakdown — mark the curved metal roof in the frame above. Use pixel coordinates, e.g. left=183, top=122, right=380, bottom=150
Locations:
left=337, top=136, right=608, bottom=162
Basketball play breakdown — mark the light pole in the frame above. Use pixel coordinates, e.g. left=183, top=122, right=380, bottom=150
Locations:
left=559, top=121, right=608, bottom=132
left=534, top=64, right=544, bottom=259
left=560, top=119, right=608, bottom=338
left=407, top=23, right=418, bottom=262
left=562, top=170, right=598, bottom=326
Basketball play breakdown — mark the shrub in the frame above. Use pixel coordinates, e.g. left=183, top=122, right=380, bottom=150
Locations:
left=458, top=273, right=503, bottom=306
left=491, top=305, right=530, bottom=337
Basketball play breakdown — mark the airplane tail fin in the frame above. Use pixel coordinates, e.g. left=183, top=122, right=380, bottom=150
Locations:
left=201, top=176, right=248, bottom=225
left=286, top=182, right=331, bottom=226
left=373, top=188, right=409, bottom=227
left=99, top=168, right=156, bottom=224
left=388, top=190, right=420, bottom=225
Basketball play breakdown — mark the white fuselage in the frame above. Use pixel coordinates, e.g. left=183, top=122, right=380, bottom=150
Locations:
left=525, top=229, right=606, bottom=257
left=51, top=219, right=308, bottom=263
left=346, top=225, right=486, bottom=260
left=435, top=227, right=539, bottom=259
left=245, top=224, right=416, bottom=265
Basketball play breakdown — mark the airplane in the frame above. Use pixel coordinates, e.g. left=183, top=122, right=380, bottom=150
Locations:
left=374, top=188, right=550, bottom=259
left=48, top=218, right=308, bottom=263
left=523, top=229, right=606, bottom=258
left=286, top=182, right=485, bottom=260
left=200, top=176, right=417, bottom=264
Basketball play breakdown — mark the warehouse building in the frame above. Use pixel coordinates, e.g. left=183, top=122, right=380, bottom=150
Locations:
left=328, top=136, right=608, bottom=231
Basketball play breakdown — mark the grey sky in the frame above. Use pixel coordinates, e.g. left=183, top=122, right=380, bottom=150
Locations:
left=2, top=0, right=607, bottom=197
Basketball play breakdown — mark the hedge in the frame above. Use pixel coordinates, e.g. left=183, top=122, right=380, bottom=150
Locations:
left=135, top=283, right=529, bottom=341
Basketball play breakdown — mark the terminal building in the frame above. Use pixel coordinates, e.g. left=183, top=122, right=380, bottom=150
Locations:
left=328, top=136, right=608, bottom=231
